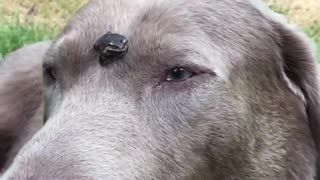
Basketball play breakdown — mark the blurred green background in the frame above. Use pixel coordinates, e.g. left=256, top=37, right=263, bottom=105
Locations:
left=0, top=0, right=319, bottom=59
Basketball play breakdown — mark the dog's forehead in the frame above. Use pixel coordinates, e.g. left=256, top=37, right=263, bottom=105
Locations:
left=51, top=0, right=277, bottom=80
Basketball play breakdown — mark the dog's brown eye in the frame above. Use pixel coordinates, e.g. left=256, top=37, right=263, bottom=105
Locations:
left=166, top=68, right=193, bottom=82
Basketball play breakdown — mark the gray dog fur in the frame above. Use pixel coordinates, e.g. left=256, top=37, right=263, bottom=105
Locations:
left=0, top=41, right=50, bottom=172
left=1, top=0, right=320, bottom=179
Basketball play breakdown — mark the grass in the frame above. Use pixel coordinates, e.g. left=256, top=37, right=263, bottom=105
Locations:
left=0, top=0, right=86, bottom=27
left=0, top=0, right=85, bottom=59
left=0, top=21, right=58, bottom=59
left=306, top=22, right=320, bottom=59
left=267, top=0, right=320, bottom=59
left=0, top=0, right=319, bottom=60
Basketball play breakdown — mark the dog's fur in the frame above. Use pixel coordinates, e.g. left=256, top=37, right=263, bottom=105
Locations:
left=0, top=41, right=50, bottom=171
left=1, top=0, right=320, bottom=179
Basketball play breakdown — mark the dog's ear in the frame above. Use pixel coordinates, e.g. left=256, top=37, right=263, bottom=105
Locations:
left=272, top=20, right=320, bottom=179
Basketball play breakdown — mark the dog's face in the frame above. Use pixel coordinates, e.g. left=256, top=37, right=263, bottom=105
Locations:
left=2, top=0, right=320, bottom=179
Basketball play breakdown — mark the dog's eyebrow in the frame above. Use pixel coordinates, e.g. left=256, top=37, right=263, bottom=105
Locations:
left=42, top=61, right=56, bottom=70
left=171, top=47, right=221, bottom=77
left=42, top=51, right=57, bottom=69
left=158, top=31, right=229, bottom=81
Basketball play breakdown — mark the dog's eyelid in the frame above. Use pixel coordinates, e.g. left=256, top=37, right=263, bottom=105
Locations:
left=183, top=64, right=216, bottom=76
left=43, top=60, right=57, bottom=70
left=166, top=60, right=216, bottom=75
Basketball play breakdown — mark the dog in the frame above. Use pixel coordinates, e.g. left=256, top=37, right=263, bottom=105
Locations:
left=1, top=0, right=320, bottom=179
left=0, top=41, right=51, bottom=172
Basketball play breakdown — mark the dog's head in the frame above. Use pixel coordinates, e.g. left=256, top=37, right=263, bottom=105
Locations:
left=2, top=0, right=320, bottom=179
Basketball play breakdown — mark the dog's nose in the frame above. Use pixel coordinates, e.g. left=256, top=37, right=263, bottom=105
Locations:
left=93, top=31, right=129, bottom=66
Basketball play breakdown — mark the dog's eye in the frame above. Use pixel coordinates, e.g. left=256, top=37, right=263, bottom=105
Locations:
left=44, top=67, right=57, bottom=82
left=166, top=68, right=194, bottom=82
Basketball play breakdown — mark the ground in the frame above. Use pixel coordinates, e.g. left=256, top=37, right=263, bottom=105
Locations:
left=0, top=0, right=319, bottom=59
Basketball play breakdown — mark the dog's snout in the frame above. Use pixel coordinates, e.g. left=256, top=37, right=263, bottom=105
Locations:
left=1, top=92, right=150, bottom=180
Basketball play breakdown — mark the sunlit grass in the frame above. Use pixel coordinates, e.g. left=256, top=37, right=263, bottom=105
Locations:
left=0, top=21, right=58, bottom=59
left=0, top=0, right=85, bottom=59
left=266, top=0, right=320, bottom=60
left=0, top=0, right=86, bottom=28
